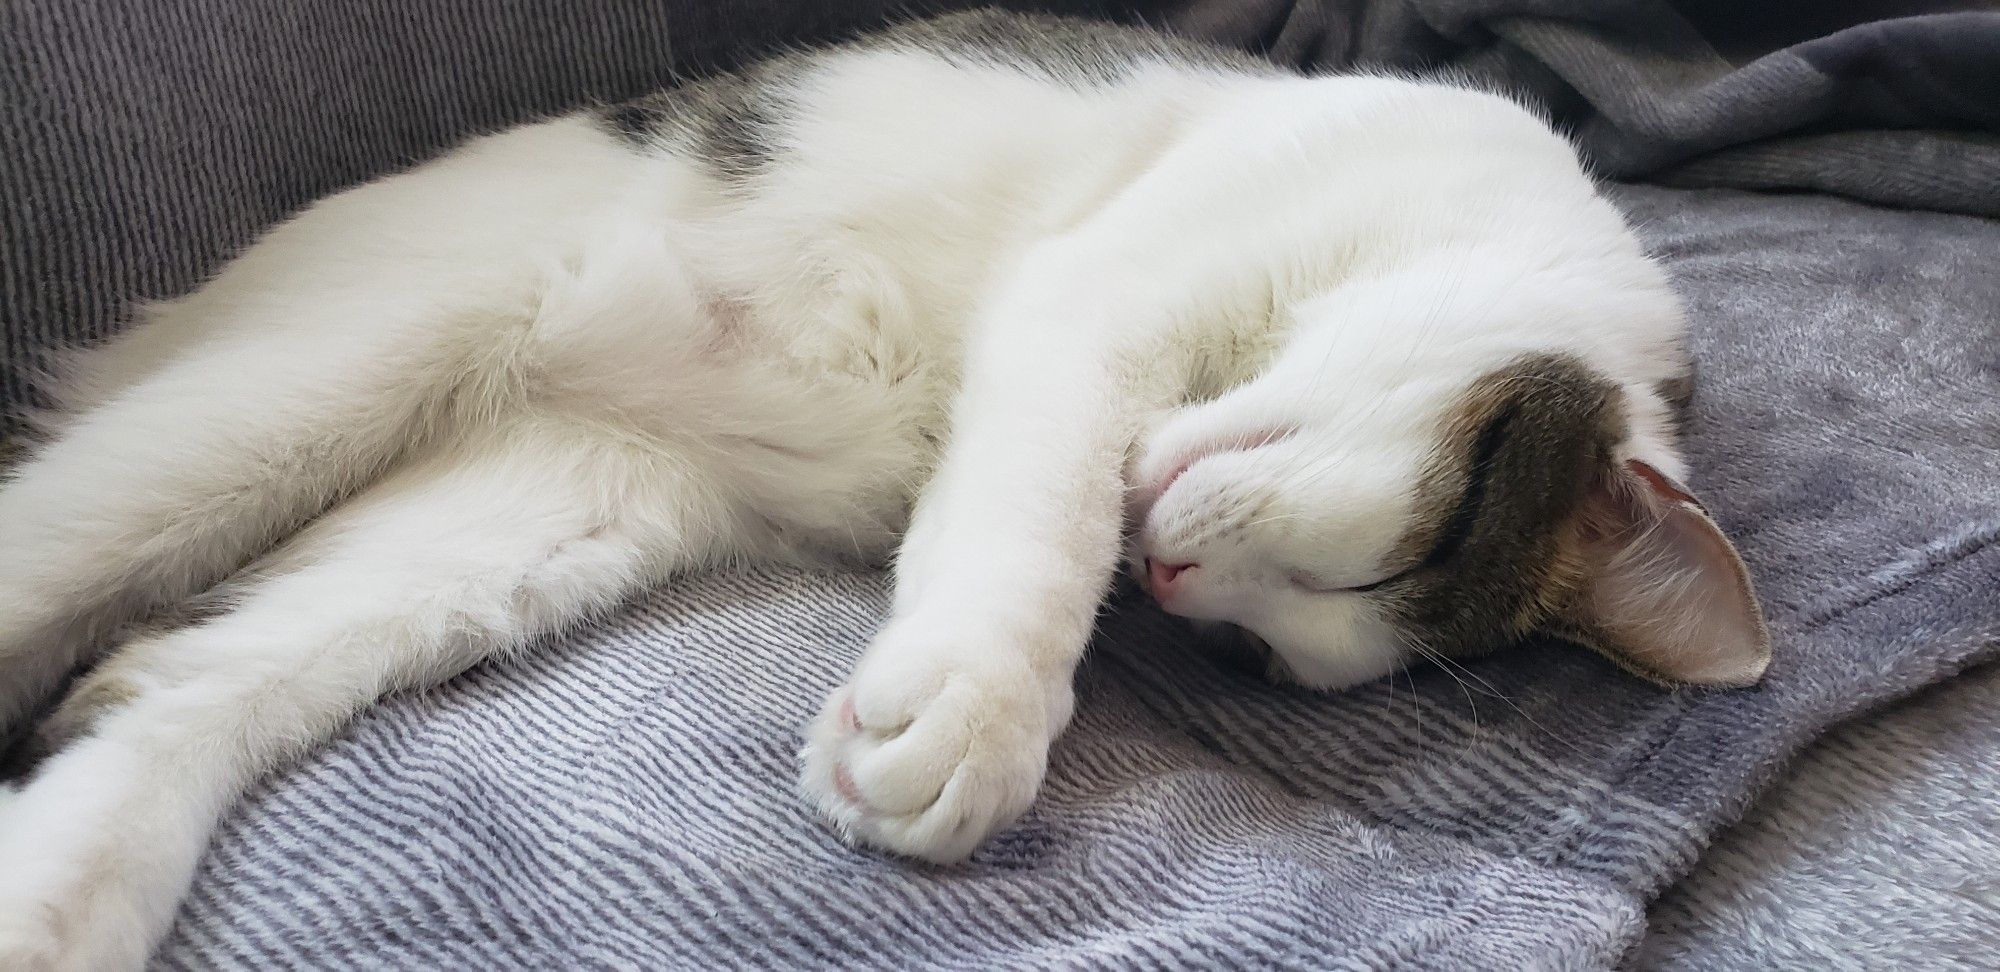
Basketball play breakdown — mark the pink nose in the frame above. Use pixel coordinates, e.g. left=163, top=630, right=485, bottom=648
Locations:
left=1146, top=558, right=1196, bottom=597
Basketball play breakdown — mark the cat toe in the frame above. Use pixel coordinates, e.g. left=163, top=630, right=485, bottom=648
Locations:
left=800, top=649, right=1055, bottom=864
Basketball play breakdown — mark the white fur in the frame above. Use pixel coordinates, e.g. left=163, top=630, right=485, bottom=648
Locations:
left=0, top=47, right=1693, bottom=968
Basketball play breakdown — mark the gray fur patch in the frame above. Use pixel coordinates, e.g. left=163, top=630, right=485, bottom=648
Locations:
left=870, top=10, right=1275, bottom=86
left=1656, top=368, right=1696, bottom=440
left=1376, top=354, right=1625, bottom=660
left=593, top=10, right=1277, bottom=177
left=597, top=59, right=797, bottom=175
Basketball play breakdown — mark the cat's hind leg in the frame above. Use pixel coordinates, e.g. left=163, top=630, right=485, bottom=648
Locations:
left=0, top=116, right=647, bottom=734
left=0, top=294, right=448, bottom=739
left=0, top=415, right=723, bottom=971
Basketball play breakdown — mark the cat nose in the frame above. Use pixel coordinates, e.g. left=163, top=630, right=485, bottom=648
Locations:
left=1146, top=558, right=1197, bottom=598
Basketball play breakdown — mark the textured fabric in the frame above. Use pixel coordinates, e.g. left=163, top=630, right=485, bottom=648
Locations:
left=134, top=185, right=1999, bottom=968
left=1639, top=662, right=2000, bottom=968
left=4, top=1, right=1999, bottom=968
left=1166, top=0, right=2000, bottom=216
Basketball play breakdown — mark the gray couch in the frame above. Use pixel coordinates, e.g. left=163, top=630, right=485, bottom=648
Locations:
left=5, top=2, right=1996, bottom=967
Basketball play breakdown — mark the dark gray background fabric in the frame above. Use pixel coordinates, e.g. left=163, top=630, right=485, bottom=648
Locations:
left=3, top=1, right=1998, bottom=968
left=7, top=0, right=1997, bottom=433
left=1167, top=0, right=2000, bottom=215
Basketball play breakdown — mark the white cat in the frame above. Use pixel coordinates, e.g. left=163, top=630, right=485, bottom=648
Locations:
left=0, top=12, right=1768, bottom=969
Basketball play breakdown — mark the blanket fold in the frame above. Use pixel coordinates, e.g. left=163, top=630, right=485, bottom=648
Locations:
left=1164, top=0, right=2000, bottom=215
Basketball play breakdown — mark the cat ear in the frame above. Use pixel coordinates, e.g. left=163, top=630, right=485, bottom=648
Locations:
left=1563, top=459, right=1771, bottom=687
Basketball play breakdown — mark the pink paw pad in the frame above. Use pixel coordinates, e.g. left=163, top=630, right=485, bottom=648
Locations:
left=833, top=763, right=866, bottom=807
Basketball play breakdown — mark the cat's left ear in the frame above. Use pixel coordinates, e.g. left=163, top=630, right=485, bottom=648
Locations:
left=1560, top=459, right=1771, bottom=687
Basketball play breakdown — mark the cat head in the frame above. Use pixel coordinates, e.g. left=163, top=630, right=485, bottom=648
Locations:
left=1128, top=267, right=1769, bottom=692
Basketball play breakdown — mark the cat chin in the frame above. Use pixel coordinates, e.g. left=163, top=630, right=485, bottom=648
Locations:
left=1174, top=620, right=1366, bottom=691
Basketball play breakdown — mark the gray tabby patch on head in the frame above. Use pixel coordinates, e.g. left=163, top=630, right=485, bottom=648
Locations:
left=1654, top=368, right=1696, bottom=441
left=1376, top=353, right=1624, bottom=663
left=1373, top=354, right=1769, bottom=687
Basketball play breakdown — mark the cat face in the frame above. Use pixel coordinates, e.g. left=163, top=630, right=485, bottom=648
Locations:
left=1129, top=293, right=1770, bottom=692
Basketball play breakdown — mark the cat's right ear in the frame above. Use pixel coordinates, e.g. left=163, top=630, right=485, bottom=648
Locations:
left=1559, top=459, right=1771, bottom=687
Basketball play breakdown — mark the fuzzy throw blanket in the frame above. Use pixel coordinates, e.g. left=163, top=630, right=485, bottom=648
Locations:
left=4, top=1, right=1996, bottom=967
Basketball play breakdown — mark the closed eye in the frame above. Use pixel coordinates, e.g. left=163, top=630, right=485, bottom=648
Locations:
left=1290, top=398, right=1519, bottom=599
left=1289, top=570, right=1397, bottom=595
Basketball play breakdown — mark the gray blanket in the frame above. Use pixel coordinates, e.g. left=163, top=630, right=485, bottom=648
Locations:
left=4, top=1, right=1997, bottom=968
left=1641, top=662, right=2000, bottom=967
left=1176, top=0, right=2000, bottom=217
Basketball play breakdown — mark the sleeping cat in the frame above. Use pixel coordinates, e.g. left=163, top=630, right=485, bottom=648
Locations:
left=0, top=11, right=1769, bottom=969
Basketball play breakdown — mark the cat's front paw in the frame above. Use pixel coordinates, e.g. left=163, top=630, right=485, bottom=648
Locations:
left=800, top=622, right=1074, bottom=863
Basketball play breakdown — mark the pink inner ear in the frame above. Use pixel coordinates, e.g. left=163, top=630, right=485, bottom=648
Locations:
left=1624, top=458, right=1695, bottom=505
left=1575, top=459, right=1772, bottom=687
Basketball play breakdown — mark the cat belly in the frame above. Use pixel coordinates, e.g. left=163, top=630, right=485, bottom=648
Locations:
left=510, top=237, right=944, bottom=566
